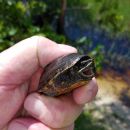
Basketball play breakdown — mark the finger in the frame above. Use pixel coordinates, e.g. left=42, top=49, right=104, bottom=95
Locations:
left=0, top=36, right=77, bottom=85
left=0, top=82, right=28, bottom=130
left=73, top=77, right=98, bottom=105
left=8, top=118, right=74, bottom=130
left=24, top=93, right=82, bottom=128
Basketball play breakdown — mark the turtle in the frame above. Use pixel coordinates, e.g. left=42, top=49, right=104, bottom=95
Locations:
left=38, top=53, right=96, bottom=96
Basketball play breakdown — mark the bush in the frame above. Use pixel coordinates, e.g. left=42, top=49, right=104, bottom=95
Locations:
left=0, top=0, right=67, bottom=51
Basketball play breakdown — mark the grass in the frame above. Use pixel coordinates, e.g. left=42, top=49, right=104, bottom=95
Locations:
left=74, top=110, right=107, bottom=130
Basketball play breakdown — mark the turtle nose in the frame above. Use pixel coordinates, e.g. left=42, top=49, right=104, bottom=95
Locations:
left=81, top=59, right=92, bottom=66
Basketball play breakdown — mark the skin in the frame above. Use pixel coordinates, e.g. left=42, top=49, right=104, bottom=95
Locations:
left=0, top=36, right=98, bottom=130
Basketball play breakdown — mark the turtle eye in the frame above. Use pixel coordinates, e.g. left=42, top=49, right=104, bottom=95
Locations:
left=79, top=59, right=93, bottom=71
left=80, top=59, right=92, bottom=67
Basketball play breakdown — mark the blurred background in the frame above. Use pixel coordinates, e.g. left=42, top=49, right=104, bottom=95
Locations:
left=0, top=0, right=130, bottom=130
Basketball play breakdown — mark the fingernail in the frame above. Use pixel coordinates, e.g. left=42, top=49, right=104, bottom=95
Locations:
left=78, top=86, right=94, bottom=104
left=84, top=89, right=93, bottom=103
left=83, top=78, right=98, bottom=103
left=87, top=77, right=97, bottom=91
left=9, top=122, right=27, bottom=130
left=58, top=44, right=77, bottom=53
left=73, top=78, right=98, bottom=105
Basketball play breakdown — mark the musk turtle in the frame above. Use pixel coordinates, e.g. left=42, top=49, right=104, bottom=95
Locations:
left=38, top=53, right=96, bottom=96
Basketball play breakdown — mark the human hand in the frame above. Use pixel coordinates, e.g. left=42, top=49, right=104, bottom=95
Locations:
left=0, top=36, right=98, bottom=130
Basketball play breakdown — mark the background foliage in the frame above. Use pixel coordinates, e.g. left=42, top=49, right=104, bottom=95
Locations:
left=0, top=0, right=129, bottom=73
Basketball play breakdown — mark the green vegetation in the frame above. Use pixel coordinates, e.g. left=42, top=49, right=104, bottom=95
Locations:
left=0, top=0, right=129, bottom=51
left=75, top=111, right=107, bottom=130
left=118, top=0, right=130, bottom=27
left=0, top=0, right=68, bottom=51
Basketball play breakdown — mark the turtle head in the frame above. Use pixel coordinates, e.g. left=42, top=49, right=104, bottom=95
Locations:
left=76, top=55, right=96, bottom=80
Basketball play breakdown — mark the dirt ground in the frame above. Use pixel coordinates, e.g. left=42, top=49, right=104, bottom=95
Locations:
left=85, top=69, right=130, bottom=130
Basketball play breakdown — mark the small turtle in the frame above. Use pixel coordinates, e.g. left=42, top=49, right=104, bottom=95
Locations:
left=38, top=53, right=96, bottom=96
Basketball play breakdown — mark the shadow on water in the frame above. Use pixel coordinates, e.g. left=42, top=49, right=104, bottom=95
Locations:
left=75, top=111, right=107, bottom=130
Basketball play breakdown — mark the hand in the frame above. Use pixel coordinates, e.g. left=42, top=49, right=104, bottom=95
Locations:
left=0, top=36, right=98, bottom=130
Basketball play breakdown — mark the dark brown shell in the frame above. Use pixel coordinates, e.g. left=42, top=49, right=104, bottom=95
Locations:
left=38, top=53, right=95, bottom=96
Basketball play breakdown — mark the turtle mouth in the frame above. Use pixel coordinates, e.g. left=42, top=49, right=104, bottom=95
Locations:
left=78, top=59, right=95, bottom=79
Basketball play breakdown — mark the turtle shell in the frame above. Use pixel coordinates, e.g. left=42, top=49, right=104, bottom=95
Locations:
left=38, top=53, right=95, bottom=96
